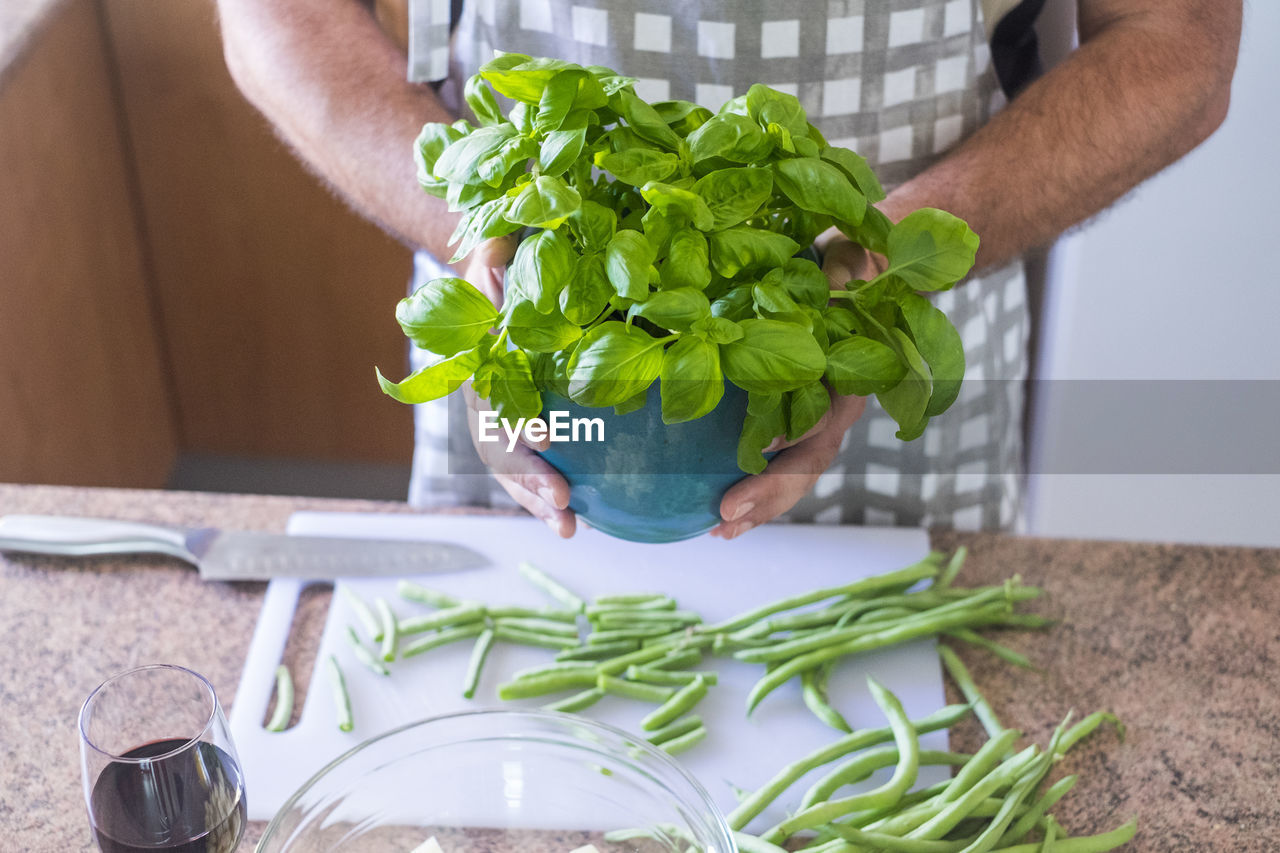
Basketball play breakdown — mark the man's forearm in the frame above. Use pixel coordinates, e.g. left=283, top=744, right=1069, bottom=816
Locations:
left=217, top=0, right=458, bottom=261
left=883, top=0, right=1241, bottom=271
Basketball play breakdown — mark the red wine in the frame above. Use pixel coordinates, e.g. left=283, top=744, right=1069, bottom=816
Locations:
left=89, top=739, right=245, bottom=853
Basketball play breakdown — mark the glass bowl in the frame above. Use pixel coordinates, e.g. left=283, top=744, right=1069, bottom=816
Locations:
left=256, top=709, right=735, bottom=853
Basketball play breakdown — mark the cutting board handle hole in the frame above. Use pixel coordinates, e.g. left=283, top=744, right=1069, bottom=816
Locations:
left=259, top=581, right=333, bottom=731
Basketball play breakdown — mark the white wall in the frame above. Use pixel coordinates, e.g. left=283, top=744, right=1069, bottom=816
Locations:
left=1023, top=1, right=1280, bottom=545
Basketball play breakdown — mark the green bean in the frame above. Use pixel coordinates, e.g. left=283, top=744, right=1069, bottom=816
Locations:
left=643, top=630, right=713, bottom=650
left=462, top=628, right=495, bottom=699
left=936, top=546, right=969, bottom=589
left=992, top=614, right=1057, bottom=630
left=493, top=616, right=579, bottom=638
left=939, top=645, right=1005, bottom=740
left=345, top=626, right=389, bottom=676
left=659, top=724, right=707, bottom=755
left=555, top=639, right=639, bottom=660
left=325, top=654, right=353, bottom=732
left=518, top=561, right=584, bottom=612
left=746, top=603, right=1009, bottom=712
left=641, top=675, right=709, bottom=731
left=827, top=825, right=970, bottom=852
left=701, top=559, right=942, bottom=634
left=399, top=622, right=485, bottom=658
left=596, top=674, right=676, bottom=703
left=512, top=661, right=596, bottom=680
left=954, top=723, right=1067, bottom=853
left=644, top=714, right=704, bottom=745
left=340, top=586, right=383, bottom=641
left=903, top=746, right=1038, bottom=840
left=801, top=663, right=852, bottom=733
left=265, top=664, right=294, bottom=732
left=542, top=687, right=605, bottom=713
left=626, top=665, right=718, bottom=686
left=732, top=832, right=791, bottom=853
left=398, top=603, right=486, bottom=635
left=595, top=609, right=701, bottom=626
left=1057, top=712, right=1125, bottom=754
left=1040, top=816, right=1059, bottom=852
left=761, top=678, right=920, bottom=844
left=587, top=600, right=680, bottom=616
left=588, top=591, right=670, bottom=604
left=738, top=592, right=1015, bottom=664
left=799, top=748, right=972, bottom=811
left=650, top=648, right=704, bottom=670
left=484, top=605, right=577, bottom=622
left=492, top=624, right=580, bottom=650
left=983, top=820, right=1136, bottom=853
left=375, top=597, right=398, bottom=662
left=726, top=703, right=970, bottom=831
left=588, top=625, right=678, bottom=642
left=999, top=775, right=1077, bottom=846
left=942, top=728, right=1022, bottom=804
left=945, top=629, right=1040, bottom=671
left=596, top=641, right=698, bottom=676
left=496, top=669, right=599, bottom=699
left=396, top=580, right=461, bottom=609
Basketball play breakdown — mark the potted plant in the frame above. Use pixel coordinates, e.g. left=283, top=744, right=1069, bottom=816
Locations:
left=377, top=55, right=976, bottom=542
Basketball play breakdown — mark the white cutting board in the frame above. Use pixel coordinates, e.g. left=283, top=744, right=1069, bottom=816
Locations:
left=229, top=513, right=948, bottom=828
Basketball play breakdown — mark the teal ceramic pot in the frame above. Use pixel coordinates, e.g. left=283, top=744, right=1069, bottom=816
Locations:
left=537, top=383, right=760, bottom=543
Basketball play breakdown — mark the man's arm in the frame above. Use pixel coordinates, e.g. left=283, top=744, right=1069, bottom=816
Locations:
left=716, top=0, right=1242, bottom=538
left=216, top=0, right=458, bottom=261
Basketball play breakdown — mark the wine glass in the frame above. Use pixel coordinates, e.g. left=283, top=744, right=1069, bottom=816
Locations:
left=78, top=664, right=246, bottom=853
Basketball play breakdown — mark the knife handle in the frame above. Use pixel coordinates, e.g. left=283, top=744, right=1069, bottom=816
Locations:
left=0, top=515, right=197, bottom=563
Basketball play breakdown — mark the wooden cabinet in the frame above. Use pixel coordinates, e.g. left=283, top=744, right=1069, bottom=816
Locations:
left=0, top=0, right=416, bottom=488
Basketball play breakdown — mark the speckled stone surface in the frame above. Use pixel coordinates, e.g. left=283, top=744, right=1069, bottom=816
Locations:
left=1, top=485, right=1276, bottom=851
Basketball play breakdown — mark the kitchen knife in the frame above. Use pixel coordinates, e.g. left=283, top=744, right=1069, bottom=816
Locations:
left=0, top=514, right=488, bottom=580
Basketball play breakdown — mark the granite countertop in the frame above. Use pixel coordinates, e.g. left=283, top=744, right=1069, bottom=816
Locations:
left=1, top=483, right=1276, bottom=851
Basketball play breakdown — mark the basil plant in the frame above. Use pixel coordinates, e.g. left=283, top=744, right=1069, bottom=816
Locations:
left=377, top=54, right=978, bottom=474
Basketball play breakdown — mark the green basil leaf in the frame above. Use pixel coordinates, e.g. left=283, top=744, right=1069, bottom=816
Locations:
left=588, top=66, right=637, bottom=96
left=414, top=122, right=464, bottom=198
left=745, top=84, right=808, bottom=139
left=480, top=54, right=577, bottom=104
left=660, top=336, right=724, bottom=424
left=792, top=136, right=820, bottom=159
left=504, top=300, right=583, bottom=353
left=753, top=280, right=800, bottom=316
left=691, top=315, right=744, bottom=344
left=896, top=291, right=965, bottom=417
left=506, top=175, right=582, bottom=229
left=560, top=253, right=612, bottom=325
left=478, top=135, right=538, bottom=187
left=773, top=157, right=866, bottom=227
left=821, top=146, right=886, bottom=203
left=737, top=404, right=785, bottom=475
left=707, top=226, right=801, bottom=278
left=530, top=349, right=572, bottom=397
left=639, top=181, right=714, bottom=231
left=611, top=89, right=683, bottom=150
left=539, top=112, right=589, bottom=177
left=605, top=230, right=656, bottom=301
left=877, top=328, right=933, bottom=439
left=596, top=149, right=681, bottom=186
left=396, top=277, right=499, bottom=356
left=376, top=345, right=485, bottom=404
left=721, top=318, right=826, bottom=394
left=823, top=305, right=859, bottom=344
left=613, top=388, right=649, bottom=416
left=640, top=206, right=681, bottom=257
left=710, top=285, right=755, bottom=322
left=787, top=381, right=831, bottom=441
left=824, top=335, right=907, bottom=396
left=464, top=74, right=503, bottom=126
left=766, top=121, right=796, bottom=155
left=567, top=200, right=618, bottom=252
left=628, top=287, right=711, bottom=331
left=448, top=196, right=520, bottom=263
left=693, top=167, right=773, bottom=230
left=446, top=178, right=504, bottom=214
left=653, top=99, right=714, bottom=136
left=534, top=69, right=588, bottom=134
left=839, top=205, right=894, bottom=255
left=762, top=258, right=831, bottom=310
left=507, top=229, right=576, bottom=313
left=434, top=125, right=518, bottom=184
left=883, top=208, right=980, bottom=291
left=747, top=390, right=781, bottom=417
left=566, top=321, right=666, bottom=407
left=660, top=230, right=712, bottom=291
left=687, top=113, right=773, bottom=164
left=484, top=348, right=543, bottom=422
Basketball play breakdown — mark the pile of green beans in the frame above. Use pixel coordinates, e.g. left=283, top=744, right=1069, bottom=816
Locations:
left=729, top=656, right=1134, bottom=852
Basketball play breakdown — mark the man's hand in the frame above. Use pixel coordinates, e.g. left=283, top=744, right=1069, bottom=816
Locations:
left=711, top=233, right=880, bottom=540
left=461, top=239, right=576, bottom=538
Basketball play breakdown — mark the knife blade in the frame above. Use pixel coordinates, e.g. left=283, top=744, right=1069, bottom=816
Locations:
left=0, top=514, right=489, bottom=580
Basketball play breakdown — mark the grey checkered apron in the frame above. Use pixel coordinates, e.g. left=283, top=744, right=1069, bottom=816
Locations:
left=406, top=0, right=1030, bottom=531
